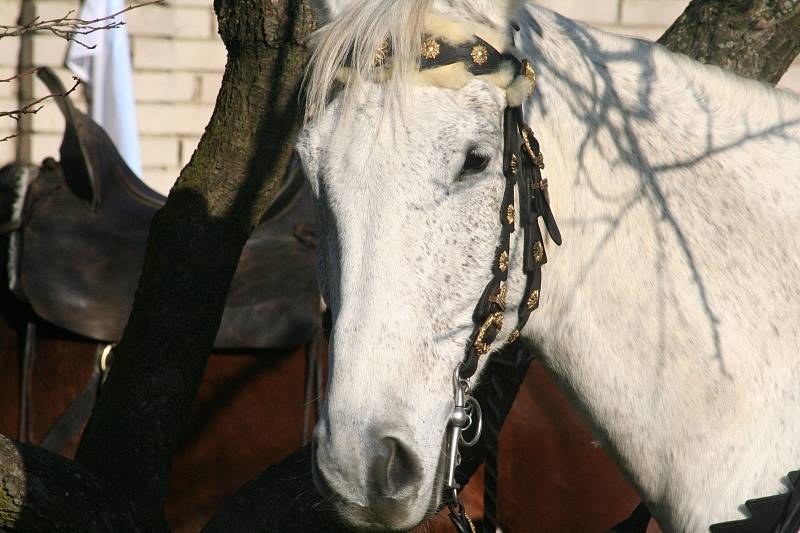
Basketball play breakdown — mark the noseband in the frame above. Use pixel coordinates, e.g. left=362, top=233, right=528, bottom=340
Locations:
left=410, top=30, right=562, bottom=531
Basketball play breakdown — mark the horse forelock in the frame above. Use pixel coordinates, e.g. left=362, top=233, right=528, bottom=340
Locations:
left=303, top=0, right=527, bottom=120
left=304, top=0, right=432, bottom=119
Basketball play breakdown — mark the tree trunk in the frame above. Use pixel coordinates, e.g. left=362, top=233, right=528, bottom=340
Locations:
left=0, top=436, right=140, bottom=532
left=70, top=0, right=315, bottom=529
left=0, top=0, right=316, bottom=527
left=659, top=0, right=800, bottom=84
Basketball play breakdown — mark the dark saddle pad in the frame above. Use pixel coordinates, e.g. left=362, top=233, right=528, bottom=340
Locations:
left=4, top=67, right=319, bottom=348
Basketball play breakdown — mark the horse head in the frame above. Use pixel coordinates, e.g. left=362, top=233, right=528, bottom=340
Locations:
left=297, top=0, right=533, bottom=529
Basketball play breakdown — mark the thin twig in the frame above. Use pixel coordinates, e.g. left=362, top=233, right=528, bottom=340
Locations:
left=0, top=0, right=163, bottom=48
left=0, top=76, right=80, bottom=122
left=0, top=67, right=40, bottom=84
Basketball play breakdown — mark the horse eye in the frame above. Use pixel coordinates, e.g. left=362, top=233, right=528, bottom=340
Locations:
left=460, top=148, right=491, bottom=177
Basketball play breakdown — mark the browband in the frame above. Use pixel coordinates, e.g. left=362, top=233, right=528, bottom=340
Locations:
left=418, top=35, right=513, bottom=75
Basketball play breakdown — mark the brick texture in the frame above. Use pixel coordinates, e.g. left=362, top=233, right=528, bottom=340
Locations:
left=0, top=0, right=798, bottom=195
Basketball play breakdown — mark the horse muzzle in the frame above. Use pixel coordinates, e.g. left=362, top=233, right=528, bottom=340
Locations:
left=312, top=423, right=430, bottom=531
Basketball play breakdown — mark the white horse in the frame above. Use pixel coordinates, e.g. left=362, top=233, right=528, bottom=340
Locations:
left=297, top=0, right=800, bottom=531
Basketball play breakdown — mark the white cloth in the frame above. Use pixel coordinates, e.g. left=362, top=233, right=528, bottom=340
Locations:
left=65, top=0, right=143, bottom=177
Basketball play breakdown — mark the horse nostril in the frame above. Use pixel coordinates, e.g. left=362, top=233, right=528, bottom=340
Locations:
left=372, top=437, right=422, bottom=499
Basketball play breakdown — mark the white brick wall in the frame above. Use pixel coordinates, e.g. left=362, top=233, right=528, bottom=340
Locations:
left=0, top=0, right=798, bottom=195
left=0, top=0, right=224, bottom=194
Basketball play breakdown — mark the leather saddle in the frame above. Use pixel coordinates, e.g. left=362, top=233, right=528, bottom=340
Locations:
left=3, top=67, right=319, bottom=348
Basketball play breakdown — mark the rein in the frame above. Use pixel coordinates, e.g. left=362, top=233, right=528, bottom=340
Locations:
left=393, top=29, right=562, bottom=531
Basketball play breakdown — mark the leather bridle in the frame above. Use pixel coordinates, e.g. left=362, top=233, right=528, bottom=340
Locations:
left=385, top=29, right=562, bottom=531
left=345, top=22, right=560, bottom=532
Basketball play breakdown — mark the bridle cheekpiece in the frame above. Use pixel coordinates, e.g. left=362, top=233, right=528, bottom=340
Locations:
left=375, top=21, right=562, bottom=532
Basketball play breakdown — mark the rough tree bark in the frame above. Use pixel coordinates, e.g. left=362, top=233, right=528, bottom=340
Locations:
left=0, top=436, right=140, bottom=532
left=71, top=0, right=315, bottom=529
left=1, top=0, right=316, bottom=531
left=1, top=1, right=799, bottom=532
left=659, top=0, right=800, bottom=84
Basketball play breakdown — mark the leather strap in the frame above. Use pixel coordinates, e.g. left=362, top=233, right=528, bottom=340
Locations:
left=710, top=471, right=800, bottom=533
left=40, top=344, right=109, bottom=453
left=606, top=501, right=651, bottom=533
left=448, top=501, right=477, bottom=533
left=19, top=321, right=36, bottom=443
left=418, top=35, right=514, bottom=76
left=777, top=471, right=800, bottom=533
left=0, top=220, right=22, bottom=235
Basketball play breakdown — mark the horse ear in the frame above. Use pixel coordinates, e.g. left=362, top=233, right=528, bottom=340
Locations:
left=479, top=0, right=523, bottom=27
left=308, top=0, right=348, bottom=25
left=435, top=0, right=522, bottom=29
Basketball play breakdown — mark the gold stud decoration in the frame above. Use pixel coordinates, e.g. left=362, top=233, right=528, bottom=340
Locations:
left=521, top=128, right=535, bottom=160
left=506, top=329, right=520, bottom=344
left=474, top=312, right=504, bottom=356
left=523, top=60, right=536, bottom=84
left=471, top=44, right=488, bottom=65
left=421, top=38, right=440, bottom=60
left=533, top=152, right=545, bottom=169
left=498, top=250, right=509, bottom=272
left=532, top=241, right=544, bottom=263
left=374, top=40, right=391, bottom=66
left=526, top=289, right=540, bottom=310
left=506, top=204, right=515, bottom=225
left=510, top=154, right=518, bottom=175
left=489, top=281, right=507, bottom=310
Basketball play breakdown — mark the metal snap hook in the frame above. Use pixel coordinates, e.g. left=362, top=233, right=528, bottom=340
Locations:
left=459, top=396, right=482, bottom=447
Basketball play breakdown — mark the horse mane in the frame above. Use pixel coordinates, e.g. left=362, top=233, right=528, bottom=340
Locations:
left=304, top=0, right=432, bottom=118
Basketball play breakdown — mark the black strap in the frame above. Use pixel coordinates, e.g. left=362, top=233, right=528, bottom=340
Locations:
left=0, top=220, right=22, bottom=235
left=449, top=502, right=476, bottom=533
left=41, top=365, right=101, bottom=452
left=40, top=343, right=109, bottom=453
left=777, top=471, right=800, bottom=533
left=19, top=321, right=37, bottom=443
left=478, top=343, right=536, bottom=533
left=418, top=35, right=514, bottom=76
left=606, top=501, right=651, bottom=533
left=710, top=471, right=800, bottom=533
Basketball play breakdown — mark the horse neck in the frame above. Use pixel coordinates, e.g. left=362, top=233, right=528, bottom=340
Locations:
left=512, top=6, right=800, bottom=529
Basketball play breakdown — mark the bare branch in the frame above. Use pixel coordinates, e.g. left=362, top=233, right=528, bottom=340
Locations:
left=0, top=66, right=40, bottom=84
left=0, top=76, right=79, bottom=123
left=0, top=0, right=163, bottom=48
